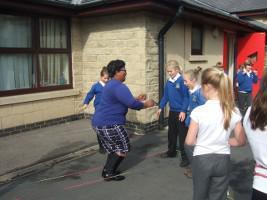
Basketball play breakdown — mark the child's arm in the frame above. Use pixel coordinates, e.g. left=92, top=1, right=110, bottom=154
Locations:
left=252, top=71, right=258, bottom=83
left=159, top=84, right=169, bottom=109
left=181, top=81, right=189, bottom=113
left=179, top=82, right=189, bottom=121
left=185, top=119, right=198, bottom=146
left=157, top=84, right=169, bottom=118
left=228, top=121, right=246, bottom=146
left=83, top=84, right=96, bottom=107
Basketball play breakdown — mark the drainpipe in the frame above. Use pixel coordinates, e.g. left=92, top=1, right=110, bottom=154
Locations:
left=158, top=6, right=184, bottom=129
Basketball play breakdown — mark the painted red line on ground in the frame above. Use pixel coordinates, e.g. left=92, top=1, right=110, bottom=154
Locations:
left=37, top=166, right=102, bottom=183
left=62, top=166, right=102, bottom=177
left=62, top=150, right=165, bottom=190
left=143, top=150, right=166, bottom=159
left=64, top=178, right=104, bottom=190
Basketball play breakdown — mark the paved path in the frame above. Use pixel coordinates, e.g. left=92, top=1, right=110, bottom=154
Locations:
left=0, top=128, right=255, bottom=200
left=0, top=119, right=97, bottom=178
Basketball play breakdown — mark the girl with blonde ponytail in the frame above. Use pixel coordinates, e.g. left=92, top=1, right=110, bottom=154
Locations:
left=185, top=67, right=246, bottom=200
left=217, top=70, right=235, bottom=130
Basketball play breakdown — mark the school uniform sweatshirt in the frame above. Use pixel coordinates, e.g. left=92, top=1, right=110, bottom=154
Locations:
left=159, top=74, right=189, bottom=112
left=92, top=79, right=144, bottom=127
left=185, top=86, right=206, bottom=127
left=237, top=71, right=258, bottom=93
left=83, top=81, right=104, bottom=109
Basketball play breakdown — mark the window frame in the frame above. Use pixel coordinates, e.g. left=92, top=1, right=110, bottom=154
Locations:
left=0, top=12, right=72, bottom=97
left=191, top=23, right=203, bottom=55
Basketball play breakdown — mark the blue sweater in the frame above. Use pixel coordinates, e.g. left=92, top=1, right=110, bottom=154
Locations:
left=159, top=76, right=189, bottom=112
left=83, top=82, right=104, bottom=110
left=237, top=71, right=258, bottom=93
left=185, top=87, right=206, bottom=127
left=92, top=79, right=144, bottom=126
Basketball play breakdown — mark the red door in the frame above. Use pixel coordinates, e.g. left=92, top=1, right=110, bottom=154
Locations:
left=237, top=32, right=266, bottom=96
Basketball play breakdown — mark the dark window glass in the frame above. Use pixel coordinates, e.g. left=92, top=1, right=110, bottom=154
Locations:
left=0, top=15, right=31, bottom=48
left=0, top=54, right=34, bottom=91
left=39, top=54, right=69, bottom=86
left=39, top=18, right=67, bottom=49
left=0, top=14, right=71, bottom=96
left=191, top=24, right=203, bottom=55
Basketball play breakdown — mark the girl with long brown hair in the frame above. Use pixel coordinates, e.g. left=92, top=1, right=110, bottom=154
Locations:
left=243, top=68, right=267, bottom=200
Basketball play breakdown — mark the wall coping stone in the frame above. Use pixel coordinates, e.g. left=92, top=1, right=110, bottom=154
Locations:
left=0, top=89, right=80, bottom=106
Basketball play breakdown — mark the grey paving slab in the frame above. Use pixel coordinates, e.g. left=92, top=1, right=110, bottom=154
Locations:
left=0, top=119, right=96, bottom=176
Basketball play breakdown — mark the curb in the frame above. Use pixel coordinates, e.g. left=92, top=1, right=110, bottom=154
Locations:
left=0, top=145, right=99, bottom=185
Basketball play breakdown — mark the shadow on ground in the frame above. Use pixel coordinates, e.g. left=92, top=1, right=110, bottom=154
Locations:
left=230, top=158, right=254, bottom=200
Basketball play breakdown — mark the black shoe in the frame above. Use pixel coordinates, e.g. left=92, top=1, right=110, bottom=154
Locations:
left=160, top=152, right=177, bottom=158
left=102, top=171, right=125, bottom=181
left=102, top=168, right=121, bottom=177
left=179, top=159, right=190, bottom=167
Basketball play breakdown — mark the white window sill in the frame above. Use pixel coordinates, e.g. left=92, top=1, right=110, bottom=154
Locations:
left=0, top=89, right=80, bottom=106
left=189, top=55, right=208, bottom=62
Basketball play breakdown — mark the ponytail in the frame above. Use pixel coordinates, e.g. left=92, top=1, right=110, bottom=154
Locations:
left=218, top=72, right=235, bottom=129
left=201, top=68, right=235, bottom=130
left=184, top=66, right=202, bottom=81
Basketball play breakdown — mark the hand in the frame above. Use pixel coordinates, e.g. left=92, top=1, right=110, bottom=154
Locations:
left=143, top=99, right=155, bottom=108
left=178, top=112, right=186, bottom=122
left=80, top=104, right=88, bottom=111
left=136, top=94, right=147, bottom=101
left=156, top=109, right=162, bottom=119
left=253, top=70, right=258, bottom=75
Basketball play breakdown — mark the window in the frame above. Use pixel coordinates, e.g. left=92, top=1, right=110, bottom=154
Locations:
left=0, top=14, right=71, bottom=96
left=0, top=54, right=33, bottom=90
left=191, top=24, right=203, bottom=55
left=39, top=54, right=69, bottom=86
left=248, top=52, right=258, bottom=63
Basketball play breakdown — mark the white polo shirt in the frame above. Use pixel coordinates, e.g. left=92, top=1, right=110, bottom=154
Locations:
left=243, top=107, right=267, bottom=194
left=191, top=100, right=242, bottom=156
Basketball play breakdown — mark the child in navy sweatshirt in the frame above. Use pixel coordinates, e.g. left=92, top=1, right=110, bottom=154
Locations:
left=183, top=67, right=206, bottom=127
left=157, top=60, right=189, bottom=167
left=82, top=66, right=109, bottom=153
left=236, top=60, right=258, bottom=116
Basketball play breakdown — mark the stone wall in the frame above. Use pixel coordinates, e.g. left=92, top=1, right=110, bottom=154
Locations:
left=80, top=12, right=162, bottom=126
left=0, top=91, right=80, bottom=131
